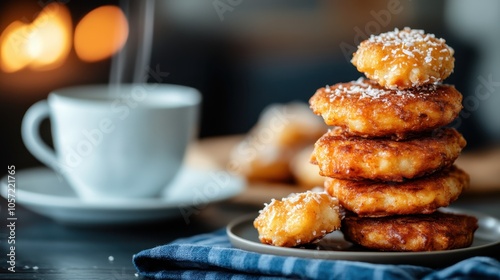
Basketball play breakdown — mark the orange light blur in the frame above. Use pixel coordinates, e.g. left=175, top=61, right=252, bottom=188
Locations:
left=74, top=5, right=128, bottom=62
left=0, top=3, right=72, bottom=73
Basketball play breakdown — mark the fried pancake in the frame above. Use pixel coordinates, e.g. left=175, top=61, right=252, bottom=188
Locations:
left=229, top=102, right=326, bottom=181
left=229, top=143, right=293, bottom=182
left=309, top=78, right=462, bottom=139
left=351, top=27, right=454, bottom=89
left=342, top=211, right=478, bottom=252
left=290, top=145, right=326, bottom=189
left=254, top=191, right=341, bottom=247
left=312, top=127, right=466, bottom=181
left=324, top=166, right=469, bottom=217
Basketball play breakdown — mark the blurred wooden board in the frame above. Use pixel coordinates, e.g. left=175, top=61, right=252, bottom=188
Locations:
left=455, top=148, right=500, bottom=194
left=186, top=135, right=500, bottom=205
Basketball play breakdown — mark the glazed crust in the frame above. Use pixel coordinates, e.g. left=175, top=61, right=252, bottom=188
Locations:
left=254, top=191, right=341, bottom=247
left=309, top=78, right=462, bottom=139
left=341, top=211, right=478, bottom=252
left=324, top=166, right=469, bottom=217
left=351, top=27, right=454, bottom=89
left=311, top=127, right=466, bottom=181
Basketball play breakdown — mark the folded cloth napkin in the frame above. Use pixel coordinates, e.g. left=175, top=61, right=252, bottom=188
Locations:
left=133, top=229, right=500, bottom=280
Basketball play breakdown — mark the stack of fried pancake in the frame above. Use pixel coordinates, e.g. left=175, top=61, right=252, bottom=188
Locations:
left=309, top=28, right=478, bottom=252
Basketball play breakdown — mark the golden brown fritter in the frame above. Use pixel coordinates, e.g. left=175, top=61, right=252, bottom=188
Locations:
left=254, top=191, right=342, bottom=247
left=229, top=102, right=326, bottom=182
left=351, top=27, right=454, bottom=89
left=312, top=127, right=466, bottom=181
left=290, top=145, right=326, bottom=189
left=324, top=166, right=469, bottom=217
left=309, top=78, right=462, bottom=139
left=341, top=211, right=478, bottom=252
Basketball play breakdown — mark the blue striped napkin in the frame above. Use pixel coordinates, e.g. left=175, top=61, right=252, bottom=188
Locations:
left=133, top=229, right=500, bottom=280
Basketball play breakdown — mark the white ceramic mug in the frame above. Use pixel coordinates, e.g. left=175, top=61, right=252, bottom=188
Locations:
left=22, top=83, right=201, bottom=201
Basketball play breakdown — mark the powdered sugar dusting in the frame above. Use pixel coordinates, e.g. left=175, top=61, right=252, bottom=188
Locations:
left=366, top=27, right=453, bottom=64
left=259, top=198, right=276, bottom=214
left=326, top=77, right=437, bottom=101
left=286, top=190, right=324, bottom=205
left=369, top=27, right=442, bottom=49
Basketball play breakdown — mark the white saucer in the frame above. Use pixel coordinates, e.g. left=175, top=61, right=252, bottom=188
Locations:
left=1, top=167, right=245, bottom=225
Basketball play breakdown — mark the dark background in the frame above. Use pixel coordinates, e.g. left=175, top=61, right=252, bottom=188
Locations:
left=1, top=0, right=499, bottom=175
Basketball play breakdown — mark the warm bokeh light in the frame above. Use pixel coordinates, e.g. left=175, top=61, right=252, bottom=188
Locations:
left=0, top=3, right=72, bottom=73
left=0, top=21, right=31, bottom=72
left=74, top=5, right=128, bottom=62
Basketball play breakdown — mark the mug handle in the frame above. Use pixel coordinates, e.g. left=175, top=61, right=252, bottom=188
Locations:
left=21, top=100, right=59, bottom=171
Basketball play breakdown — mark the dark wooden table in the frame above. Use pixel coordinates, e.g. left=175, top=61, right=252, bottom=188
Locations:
left=0, top=197, right=260, bottom=279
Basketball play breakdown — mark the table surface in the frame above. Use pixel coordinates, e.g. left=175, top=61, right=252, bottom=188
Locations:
left=0, top=199, right=259, bottom=279
left=1, top=136, right=500, bottom=279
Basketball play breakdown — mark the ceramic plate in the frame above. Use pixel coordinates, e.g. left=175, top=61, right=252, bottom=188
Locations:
left=1, top=167, right=245, bottom=225
left=227, top=208, right=500, bottom=267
